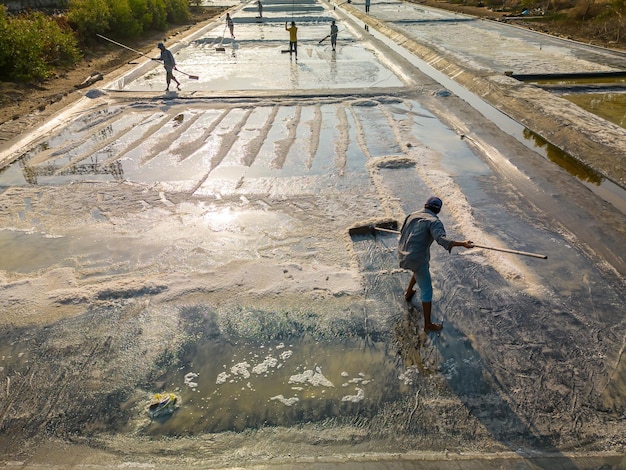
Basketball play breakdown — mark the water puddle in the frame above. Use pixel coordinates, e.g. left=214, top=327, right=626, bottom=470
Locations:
left=0, top=230, right=83, bottom=274
left=526, top=76, right=626, bottom=130
left=523, top=129, right=603, bottom=185
left=517, top=74, right=626, bottom=85
left=141, top=335, right=409, bottom=435
left=563, top=92, right=626, bottom=130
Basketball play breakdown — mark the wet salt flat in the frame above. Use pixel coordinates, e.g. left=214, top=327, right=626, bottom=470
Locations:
left=116, top=0, right=405, bottom=92
left=1, top=0, right=626, bottom=467
left=0, top=98, right=436, bottom=190
left=357, top=0, right=626, bottom=74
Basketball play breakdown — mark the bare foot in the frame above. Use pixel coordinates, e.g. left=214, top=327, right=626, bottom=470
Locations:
left=404, top=289, right=415, bottom=302
left=424, top=323, right=443, bottom=332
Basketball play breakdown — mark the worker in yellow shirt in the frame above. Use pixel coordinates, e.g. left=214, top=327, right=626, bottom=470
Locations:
left=285, top=21, right=298, bottom=60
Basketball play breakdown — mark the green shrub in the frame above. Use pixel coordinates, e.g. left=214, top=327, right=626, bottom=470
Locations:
left=68, top=0, right=184, bottom=40
left=597, top=0, right=626, bottom=42
left=147, top=0, right=168, bottom=30
left=129, top=0, right=153, bottom=32
left=164, top=0, right=189, bottom=24
left=0, top=6, right=9, bottom=73
left=39, top=15, right=83, bottom=67
left=0, top=6, right=82, bottom=81
left=108, top=0, right=143, bottom=37
left=67, top=0, right=112, bottom=39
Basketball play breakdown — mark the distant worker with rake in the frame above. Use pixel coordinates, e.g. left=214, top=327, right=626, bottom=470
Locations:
left=286, top=21, right=298, bottom=60
left=226, top=13, right=235, bottom=39
left=157, top=42, right=181, bottom=92
left=330, top=20, right=339, bottom=51
left=398, top=196, right=473, bottom=332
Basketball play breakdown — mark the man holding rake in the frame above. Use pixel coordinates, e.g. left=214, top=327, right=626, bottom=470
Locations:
left=399, top=196, right=473, bottom=332
left=157, top=43, right=181, bottom=92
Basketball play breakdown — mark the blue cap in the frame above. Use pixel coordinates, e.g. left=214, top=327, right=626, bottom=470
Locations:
left=425, top=196, right=442, bottom=210
left=157, top=42, right=165, bottom=49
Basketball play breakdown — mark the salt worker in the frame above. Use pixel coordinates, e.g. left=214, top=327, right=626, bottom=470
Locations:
left=398, top=196, right=473, bottom=332
left=285, top=21, right=298, bottom=59
left=330, top=20, right=339, bottom=51
left=157, top=42, right=181, bottom=92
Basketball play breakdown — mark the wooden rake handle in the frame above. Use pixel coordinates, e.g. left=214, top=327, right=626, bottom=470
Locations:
left=471, top=244, right=547, bottom=259
left=372, top=227, right=547, bottom=259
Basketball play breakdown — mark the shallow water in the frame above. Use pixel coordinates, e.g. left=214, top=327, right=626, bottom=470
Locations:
left=143, top=336, right=407, bottom=435
left=564, top=92, right=626, bottom=130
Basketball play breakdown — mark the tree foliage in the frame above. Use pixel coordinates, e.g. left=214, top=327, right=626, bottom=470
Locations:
left=0, top=5, right=82, bottom=81
left=67, top=0, right=187, bottom=39
left=0, top=0, right=189, bottom=81
left=66, top=0, right=112, bottom=38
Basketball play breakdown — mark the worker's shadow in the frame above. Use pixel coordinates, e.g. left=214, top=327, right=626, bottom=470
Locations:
left=397, top=316, right=575, bottom=468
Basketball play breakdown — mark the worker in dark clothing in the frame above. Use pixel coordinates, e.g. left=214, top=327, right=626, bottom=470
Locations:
left=330, top=20, right=339, bottom=51
left=157, top=42, right=181, bottom=91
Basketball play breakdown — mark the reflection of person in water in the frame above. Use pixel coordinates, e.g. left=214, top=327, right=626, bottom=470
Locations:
left=398, top=196, right=473, bottom=333
left=285, top=21, right=298, bottom=60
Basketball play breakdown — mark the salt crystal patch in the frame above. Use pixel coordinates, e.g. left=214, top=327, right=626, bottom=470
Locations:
left=289, top=368, right=334, bottom=387
left=270, top=395, right=300, bottom=406
left=184, top=372, right=199, bottom=388
left=252, top=356, right=278, bottom=374
left=342, top=387, right=365, bottom=402
left=230, top=362, right=251, bottom=379
left=399, top=366, right=420, bottom=385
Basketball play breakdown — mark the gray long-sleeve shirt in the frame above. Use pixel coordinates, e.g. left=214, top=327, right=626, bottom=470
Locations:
left=160, top=49, right=176, bottom=71
left=398, top=208, right=454, bottom=271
